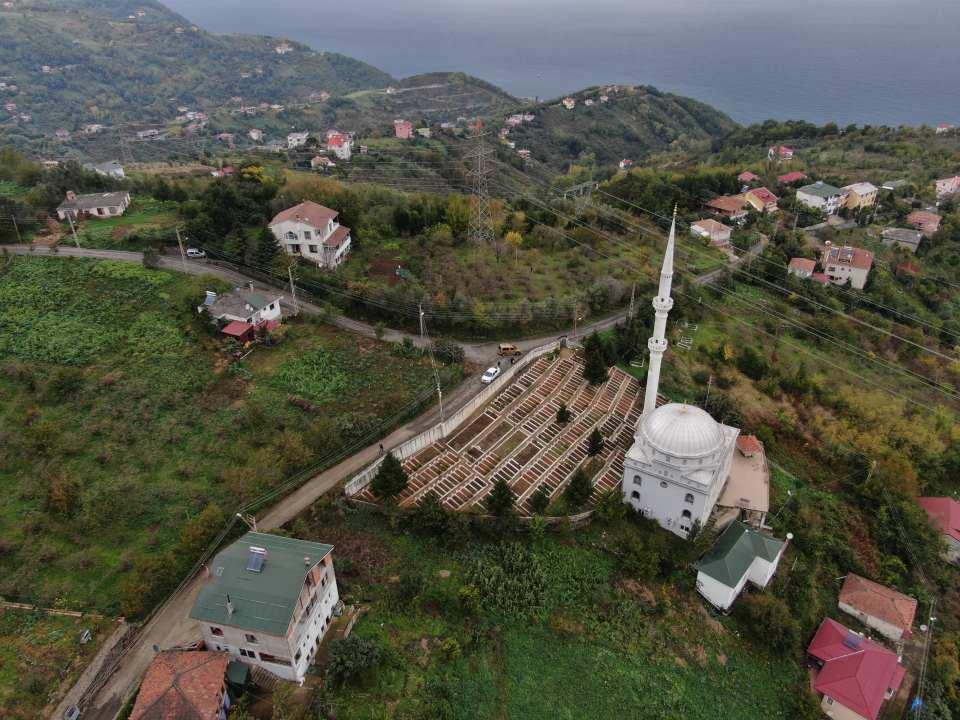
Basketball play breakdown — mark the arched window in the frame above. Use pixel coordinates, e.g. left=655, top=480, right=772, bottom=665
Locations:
left=285, top=231, right=297, bottom=240
left=681, top=509, right=692, bottom=519
left=684, top=493, right=694, bottom=504
left=631, top=491, right=640, bottom=500
left=633, top=475, right=642, bottom=486
left=659, top=481, right=668, bottom=489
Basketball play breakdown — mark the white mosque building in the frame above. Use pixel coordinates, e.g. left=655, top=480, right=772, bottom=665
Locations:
left=622, top=211, right=741, bottom=538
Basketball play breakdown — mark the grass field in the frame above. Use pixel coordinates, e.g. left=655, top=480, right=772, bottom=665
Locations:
left=293, top=505, right=803, bottom=720
left=0, top=609, right=111, bottom=720
left=0, top=256, right=452, bottom=614
left=70, top=197, right=180, bottom=250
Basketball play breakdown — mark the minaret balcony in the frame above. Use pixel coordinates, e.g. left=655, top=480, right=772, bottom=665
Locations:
left=652, top=296, right=674, bottom=313
left=648, top=337, right=668, bottom=353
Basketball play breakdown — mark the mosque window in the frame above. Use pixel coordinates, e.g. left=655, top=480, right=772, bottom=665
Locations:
left=631, top=491, right=640, bottom=500
left=684, top=493, right=694, bottom=504
left=681, top=509, right=692, bottom=519
left=633, top=475, right=642, bottom=486
left=659, top=481, right=668, bottom=489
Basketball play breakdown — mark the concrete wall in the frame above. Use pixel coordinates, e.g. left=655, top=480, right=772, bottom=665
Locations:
left=821, top=694, right=868, bottom=720
left=696, top=571, right=741, bottom=611
left=344, top=341, right=563, bottom=498
left=838, top=601, right=905, bottom=642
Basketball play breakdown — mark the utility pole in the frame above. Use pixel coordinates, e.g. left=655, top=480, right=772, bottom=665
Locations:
left=466, top=120, right=494, bottom=247
left=628, top=282, right=636, bottom=320
left=10, top=215, right=21, bottom=244
left=419, top=303, right=426, bottom=340
left=174, top=226, right=188, bottom=272
left=704, top=373, right=713, bottom=406
left=66, top=213, right=80, bottom=247
left=287, top=264, right=300, bottom=316
left=573, top=302, right=580, bottom=340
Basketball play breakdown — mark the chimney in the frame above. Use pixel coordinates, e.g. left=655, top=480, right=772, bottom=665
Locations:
left=304, top=556, right=311, bottom=566
left=66, top=190, right=77, bottom=201
left=247, top=281, right=255, bottom=291
left=226, top=594, right=234, bottom=617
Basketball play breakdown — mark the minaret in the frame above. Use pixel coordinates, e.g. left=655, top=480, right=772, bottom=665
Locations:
left=642, top=208, right=677, bottom=417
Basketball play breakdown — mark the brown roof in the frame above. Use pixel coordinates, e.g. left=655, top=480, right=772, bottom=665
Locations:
left=788, top=257, right=816, bottom=273
left=736, top=435, right=763, bottom=455
left=691, top=218, right=730, bottom=233
left=824, top=245, right=874, bottom=271
left=747, top=187, right=779, bottom=204
left=907, top=210, right=942, bottom=227
left=705, top=195, right=747, bottom=214
left=839, top=574, right=918, bottom=632
left=325, top=224, right=351, bottom=247
left=269, top=200, right=338, bottom=230
left=130, top=651, right=229, bottom=720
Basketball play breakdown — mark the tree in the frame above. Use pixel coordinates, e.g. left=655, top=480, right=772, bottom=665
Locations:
left=408, top=491, right=449, bottom=537
left=737, top=346, right=769, bottom=380
left=327, top=635, right=382, bottom=686
left=505, top=230, right=523, bottom=261
left=251, top=226, right=279, bottom=269
left=734, top=594, right=800, bottom=653
left=556, top=403, right=571, bottom=424
left=371, top=452, right=408, bottom=500
left=485, top=478, right=515, bottom=517
left=587, top=427, right=604, bottom=456
left=564, top=467, right=593, bottom=510
left=530, top=487, right=551, bottom=515
left=582, top=332, right=609, bottom=385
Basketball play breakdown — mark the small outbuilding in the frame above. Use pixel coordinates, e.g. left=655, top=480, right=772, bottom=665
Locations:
left=918, top=496, right=960, bottom=564
left=695, top=521, right=787, bottom=611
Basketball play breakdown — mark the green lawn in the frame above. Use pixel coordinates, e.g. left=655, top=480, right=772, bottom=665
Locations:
left=0, top=256, right=451, bottom=615
left=0, top=180, right=28, bottom=200
left=70, top=197, right=181, bottom=250
left=0, top=609, right=111, bottom=720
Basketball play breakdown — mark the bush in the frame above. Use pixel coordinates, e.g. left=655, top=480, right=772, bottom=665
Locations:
left=530, top=487, right=551, bottom=515
left=327, top=635, right=382, bottom=686
left=734, top=593, right=800, bottom=653
left=432, top=339, right=465, bottom=365
left=587, top=427, right=604, bottom=456
left=407, top=491, right=449, bottom=537
left=564, top=468, right=593, bottom=511
left=371, top=452, right=409, bottom=500
left=485, top=478, right=515, bottom=517
left=556, top=403, right=572, bottom=424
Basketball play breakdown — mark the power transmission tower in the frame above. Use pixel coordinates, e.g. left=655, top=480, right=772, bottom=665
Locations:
left=466, top=120, right=494, bottom=247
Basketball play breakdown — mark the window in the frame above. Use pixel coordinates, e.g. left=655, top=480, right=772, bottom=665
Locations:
left=290, top=244, right=301, bottom=254
left=684, top=493, right=694, bottom=504
left=295, top=649, right=302, bottom=662
left=309, top=244, right=319, bottom=254
left=244, top=634, right=257, bottom=644
left=631, top=491, right=640, bottom=499
left=304, top=230, right=312, bottom=239
left=660, top=481, right=668, bottom=489
left=210, top=626, right=224, bottom=636
left=258, top=653, right=291, bottom=666
left=681, top=509, right=692, bottom=519
left=285, top=231, right=296, bottom=240
left=633, top=475, right=642, bottom=486
left=239, top=648, right=257, bottom=659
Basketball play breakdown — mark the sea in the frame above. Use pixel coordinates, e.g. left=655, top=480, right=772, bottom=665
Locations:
left=163, top=0, right=960, bottom=127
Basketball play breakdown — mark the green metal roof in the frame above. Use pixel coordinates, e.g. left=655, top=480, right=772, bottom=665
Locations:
left=190, top=532, right=333, bottom=636
left=695, top=522, right=784, bottom=586
left=798, top=181, right=844, bottom=199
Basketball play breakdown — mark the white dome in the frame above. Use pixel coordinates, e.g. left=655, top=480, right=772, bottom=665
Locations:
left=640, top=403, right=724, bottom=459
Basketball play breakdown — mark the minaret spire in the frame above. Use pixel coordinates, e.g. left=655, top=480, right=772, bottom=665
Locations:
left=642, top=207, right=677, bottom=417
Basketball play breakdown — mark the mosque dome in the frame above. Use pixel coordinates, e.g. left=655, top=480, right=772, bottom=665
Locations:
left=639, top=403, right=724, bottom=459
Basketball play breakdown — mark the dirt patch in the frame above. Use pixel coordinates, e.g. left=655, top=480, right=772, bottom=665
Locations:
left=369, top=256, right=404, bottom=287
left=696, top=603, right=726, bottom=634
left=514, top=443, right=539, bottom=466
left=477, top=421, right=513, bottom=451
left=316, top=527, right=396, bottom=584
left=617, top=578, right=657, bottom=605
left=111, top=225, right=136, bottom=240
left=449, top=413, right=494, bottom=450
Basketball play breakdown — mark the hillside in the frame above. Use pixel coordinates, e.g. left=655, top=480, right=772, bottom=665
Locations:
left=0, top=0, right=392, bottom=141
left=500, top=85, right=739, bottom=171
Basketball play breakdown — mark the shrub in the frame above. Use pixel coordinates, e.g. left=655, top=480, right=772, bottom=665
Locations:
left=530, top=487, right=551, bottom=515
left=432, top=339, right=464, bottom=365
left=327, top=635, right=382, bottom=686
left=407, top=491, right=449, bottom=537
left=439, top=637, right=461, bottom=660
left=484, top=478, right=515, bottom=517
left=563, top=468, right=593, bottom=511
left=734, top=593, right=800, bottom=653
left=371, top=452, right=409, bottom=500
left=587, top=427, right=604, bottom=456
left=556, top=403, right=572, bottom=424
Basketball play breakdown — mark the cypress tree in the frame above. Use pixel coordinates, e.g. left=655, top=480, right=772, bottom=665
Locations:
left=485, top=478, right=515, bottom=517
left=564, top=467, right=593, bottom=510
left=587, top=427, right=604, bottom=456
left=582, top=332, right=608, bottom=385
left=371, top=452, right=409, bottom=500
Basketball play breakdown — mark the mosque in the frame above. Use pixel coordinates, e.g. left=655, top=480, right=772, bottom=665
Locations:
left=621, top=212, right=743, bottom=538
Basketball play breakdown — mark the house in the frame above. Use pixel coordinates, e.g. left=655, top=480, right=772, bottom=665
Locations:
left=881, top=227, right=923, bottom=253
left=906, top=210, right=942, bottom=237
left=517, top=148, right=531, bottom=160
left=326, top=132, right=352, bottom=160
left=807, top=618, right=906, bottom=720
left=82, top=123, right=105, bottom=135
left=416, top=127, right=431, bottom=138
left=137, top=128, right=161, bottom=140
left=934, top=175, right=960, bottom=200
left=770, top=145, right=794, bottom=161
left=737, top=171, right=759, bottom=184
left=584, top=98, right=594, bottom=106
left=821, top=245, right=874, bottom=290
left=394, top=119, right=414, bottom=139
left=55, top=129, right=71, bottom=141
left=705, top=195, right=749, bottom=222
left=838, top=573, right=917, bottom=642
left=881, top=179, right=908, bottom=191
left=842, top=182, right=879, bottom=210
left=268, top=200, right=352, bottom=269
left=82, top=160, right=125, bottom=179
left=202, top=286, right=283, bottom=328
left=690, top=218, right=732, bottom=247
left=129, top=651, right=231, bottom=720
left=287, top=131, right=310, bottom=149
left=918, top=497, right=960, bottom=564
left=716, top=435, right=771, bottom=529
left=248, top=128, right=263, bottom=142
left=599, top=94, right=609, bottom=103
left=743, top=186, right=779, bottom=213
left=787, top=257, right=817, bottom=279
left=191, top=532, right=341, bottom=683
left=311, top=155, right=336, bottom=170
left=695, top=522, right=787, bottom=611
left=619, top=159, right=633, bottom=170
left=562, top=97, right=576, bottom=110
left=275, top=41, right=293, bottom=54
left=936, top=122, right=955, bottom=134
left=215, top=132, right=235, bottom=144
left=56, top=190, right=131, bottom=221
left=796, top=181, right=848, bottom=215
left=778, top=171, right=809, bottom=187
left=211, top=166, right=236, bottom=179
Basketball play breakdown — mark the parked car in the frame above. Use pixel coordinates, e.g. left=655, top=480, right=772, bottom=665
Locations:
left=186, top=247, right=206, bottom=258
left=497, top=343, right=522, bottom=357
left=480, top=366, right=501, bottom=384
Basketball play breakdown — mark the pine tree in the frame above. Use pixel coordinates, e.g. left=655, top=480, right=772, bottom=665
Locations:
left=530, top=487, right=551, bottom=515
left=371, top=452, right=409, bottom=500
left=252, top=226, right=280, bottom=269
left=582, top=332, right=608, bottom=386
left=587, top=427, right=604, bottom=456
left=564, top=467, right=593, bottom=510
left=485, top=478, right=515, bottom=517
left=556, top=403, right=571, bottom=424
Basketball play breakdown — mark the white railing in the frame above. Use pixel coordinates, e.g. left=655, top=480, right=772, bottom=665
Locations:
left=344, top=340, right=564, bottom=497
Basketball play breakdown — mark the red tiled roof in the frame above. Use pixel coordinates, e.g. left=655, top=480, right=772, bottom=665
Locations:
left=824, top=245, right=874, bottom=271
left=918, top=497, right=960, bottom=543
left=691, top=218, right=730, bottom=233
left=325, top=224, right=351, bottom=247
left=907, top=210, right=942, bottom=228
left=130, top=651, right=229, bottom=720
left=269, top=201, right=338, bottom=230
left=327, top=133, right=349, bottom=147
left=221, top=320, right=254, bottom=338
left=748, top=186, right=779, bottom=204
left=736, top=435, right=763, bottom=455
left=839, top=573, right=918, bottom=632
left=706, top=196, right=747, bottom=214
left=808, top=619, right=904, bottom=720
left=777, top=171, right=808, bottom=184
left=811, top=272, right=831, bottom=285
left=738, top=171, right=759, bottom=182
left=788, top=258, right=816, bottom=273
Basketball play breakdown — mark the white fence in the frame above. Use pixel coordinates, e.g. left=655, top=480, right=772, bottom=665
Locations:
left=344, top=340, right=564, bottom=497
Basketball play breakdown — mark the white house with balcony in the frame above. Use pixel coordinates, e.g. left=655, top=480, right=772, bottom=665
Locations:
left=796, top=181, right=848, bottom=215
left=191, top=532, right=341, bottom=683
left=268, top=201, right=352, bottom=269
